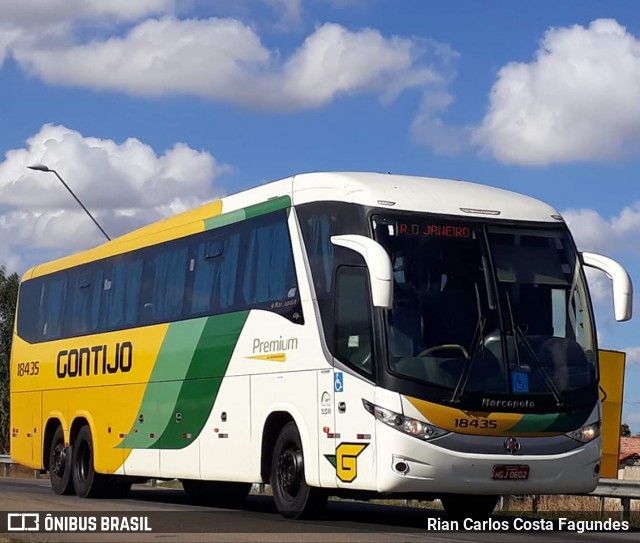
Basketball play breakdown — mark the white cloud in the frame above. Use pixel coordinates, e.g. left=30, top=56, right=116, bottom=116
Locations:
left=0, top=0, right=174, bottom=26
left=474, top=19, right=640, bottom=166
left=563, top=202, right=640, bottom=255
left=0, top=124, right=227, bottom=271
left=411, top=89, right=469, bottom=155
left=279, top=24, right=438, bottom=108
left=562, top=203, right=639, bottom=342
left=624, top=347, right=640, bottom=366
left=0, top=26, right=22, bottom=66
left=584, top=268, right=612, bottom=305
left=0, top=0, right=175, bottom=69
left=8, top=17, right=448, bottom=111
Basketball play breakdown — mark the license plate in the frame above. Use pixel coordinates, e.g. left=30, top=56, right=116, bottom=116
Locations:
left=492, top=465, right=530, bottom=480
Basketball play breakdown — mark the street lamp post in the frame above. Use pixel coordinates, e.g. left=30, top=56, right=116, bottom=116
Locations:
left=27, top=164, right=111, bottom=242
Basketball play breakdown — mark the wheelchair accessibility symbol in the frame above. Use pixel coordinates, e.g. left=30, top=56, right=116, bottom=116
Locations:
left=334, top=372, right=344, bottom=393
left=511, top=371, right=529, bottom=393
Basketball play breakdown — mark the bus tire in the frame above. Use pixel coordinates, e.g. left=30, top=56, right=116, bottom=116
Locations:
left=271, top=421, right=326, bottom=519
left=71, top=425, right=107, bottom=498
left=182, top=480, right=251, bottom=507
left=440, top=494, right=498, bottom=520
left=49, top=426, right=75, bottom=495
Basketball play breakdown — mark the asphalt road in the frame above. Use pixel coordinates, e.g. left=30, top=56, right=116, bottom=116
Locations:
left=0, top=478, right=637, bottom=543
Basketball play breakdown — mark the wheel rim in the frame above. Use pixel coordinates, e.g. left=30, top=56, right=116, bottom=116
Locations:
left=51, top=441, right=66, bottom=477
left=278, top=444, right=303, bottom=499
left=75, top=441, right=90, bottom=483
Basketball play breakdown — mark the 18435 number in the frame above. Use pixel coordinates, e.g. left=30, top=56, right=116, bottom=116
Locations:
left=17, top=361, right=39, bottom=377
left=454, top=418, right=498, bottom=429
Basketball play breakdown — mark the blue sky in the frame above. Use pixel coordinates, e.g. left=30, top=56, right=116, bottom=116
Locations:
left=1, top=1, right=640, bottom=429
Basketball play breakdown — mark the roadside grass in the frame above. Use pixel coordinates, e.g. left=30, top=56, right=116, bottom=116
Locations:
left=499, top=495, right=640, bottom=527
left=505, top=494, right=640, bottom=513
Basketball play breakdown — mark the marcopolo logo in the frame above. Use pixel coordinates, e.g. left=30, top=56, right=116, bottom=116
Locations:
left=247, top=336, right=299, bottom=362
left=481, top=398, right=536, bottom=409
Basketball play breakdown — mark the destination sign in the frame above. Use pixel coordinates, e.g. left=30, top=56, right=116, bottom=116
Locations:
left=398, top=223, right=471, bottom=238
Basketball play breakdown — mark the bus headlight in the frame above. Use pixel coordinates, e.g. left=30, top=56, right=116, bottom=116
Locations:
left=362, top=399, right=449, bottom=441
left=566, top=421, right=601, bottom=443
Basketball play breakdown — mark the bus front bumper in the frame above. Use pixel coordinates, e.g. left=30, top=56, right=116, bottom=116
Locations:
left=375, top=422, right=601, bottom=495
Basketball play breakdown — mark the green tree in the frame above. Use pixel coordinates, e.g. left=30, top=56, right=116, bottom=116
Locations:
left=0, top=266, right=19, bottom=454
left=621, top=423, right=632, bottom=437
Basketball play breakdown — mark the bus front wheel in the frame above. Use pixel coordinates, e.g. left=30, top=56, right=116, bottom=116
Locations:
left=271, top=422, right=326, bottom=519
left=49, top=426, right=75, bottom=495
left=440, top=494, right=499, bottom=520
left=72, top=425, right=107, bottom=498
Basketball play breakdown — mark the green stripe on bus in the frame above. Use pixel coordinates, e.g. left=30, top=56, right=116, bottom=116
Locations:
left=509, top=405, right=592, bottom=433
left=153, top=310, right=249, bottom=449
left=244, top=196, right=291, bottom=219
left=544, top=405, right=593, bottom=433
left=203, top=196, right=291, bottom=230
left=120, top=312, right=249, bottom=450
left=204, top=209, right=246, bottom=230
left=119, top=319, right=207, bottom=449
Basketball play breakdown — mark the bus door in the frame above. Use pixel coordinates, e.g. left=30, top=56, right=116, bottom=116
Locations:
left=331, top=266, right=377, bottom=490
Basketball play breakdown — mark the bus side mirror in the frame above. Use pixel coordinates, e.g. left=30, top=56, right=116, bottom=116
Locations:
left=582, top=252, right=633, bottom=322
left=331, top=234, right=393, bottom=309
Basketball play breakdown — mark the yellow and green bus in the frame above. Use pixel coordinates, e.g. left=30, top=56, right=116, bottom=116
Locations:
left=10, top=172, right=632, bottom=519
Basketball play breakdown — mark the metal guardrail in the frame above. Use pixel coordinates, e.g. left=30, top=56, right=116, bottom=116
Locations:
left=0, top=454, right=14, bottom=477
left=588, top=478, right=640, bottom=522
left=591, top=478, right=640, bottom=499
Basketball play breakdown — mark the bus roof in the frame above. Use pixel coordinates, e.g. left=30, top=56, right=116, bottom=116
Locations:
left=290, top=172, right=561, bottom=222
left=221, top=172, right=561, bottom=222
left=27, top=172, right=563, bottom=278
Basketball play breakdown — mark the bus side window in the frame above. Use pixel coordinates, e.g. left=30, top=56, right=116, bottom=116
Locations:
left=334, top=266, right=374, bottom=376
left=68, top=269, right=101, bottom=336
left=42, top=276, right=68, bottom=340
left=146, top=246, right=189, bottom=322
left=105, top=258, right=143, bottom=328
left=190, top=233, right=240, bottom=315
left=240, top=211, right=303, bottom=323
left=242, top=214, right=293, bottom=305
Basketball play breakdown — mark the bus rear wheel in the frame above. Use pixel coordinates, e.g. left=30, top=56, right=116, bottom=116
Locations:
left=271, top=422, right=326, bottom=519
left=182, top=480, right=251, bottom=507
left=72, top=425, right=107, bottom=498
left=49, top=426, right=75, bottom=495
left=440, top=494, right=499, bottom=520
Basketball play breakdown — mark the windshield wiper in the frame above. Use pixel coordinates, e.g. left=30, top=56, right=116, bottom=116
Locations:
left=447, top=283, right=486, bottom=404
left=504, top=292, right=564, bottom=407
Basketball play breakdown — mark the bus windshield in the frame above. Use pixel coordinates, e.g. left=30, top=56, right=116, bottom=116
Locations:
left=373, top=215, right=596, bottom=404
